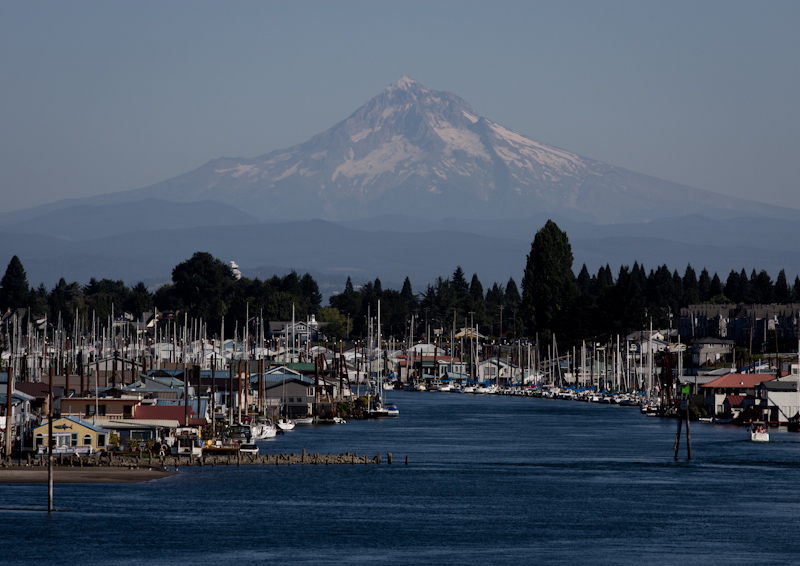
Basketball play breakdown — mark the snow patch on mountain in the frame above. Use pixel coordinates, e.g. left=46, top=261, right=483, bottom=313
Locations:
left=215, top=164, right=259, bottom=178
left=488, top=122, right=585, bottom=177
left=432, top=124, right=490, bottom=160
left=331, top=136, right=424, bottom=183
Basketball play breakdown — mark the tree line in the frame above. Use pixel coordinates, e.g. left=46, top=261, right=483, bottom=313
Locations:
left=1, top=221, right=799, bottom=347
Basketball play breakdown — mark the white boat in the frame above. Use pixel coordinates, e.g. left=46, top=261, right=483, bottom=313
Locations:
left=748, top=421, right=769, bottom=442
left=275, top=418, right=295, bottom=431
left=385, top=403, right=399, bottom=417
left=171, top=427, right=204, bottom=457
left=239, top=443, right=259, bottom=455
left=294, top=416, right=314, bottom=425
left=253, top=418, right=277, bottom=439
left=333, top=416, right=346, bottom=424
left=226, top=422, right=255, bottom=443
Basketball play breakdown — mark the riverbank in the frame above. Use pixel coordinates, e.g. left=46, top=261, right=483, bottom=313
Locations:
left=0, top=465, right=175, bottom=484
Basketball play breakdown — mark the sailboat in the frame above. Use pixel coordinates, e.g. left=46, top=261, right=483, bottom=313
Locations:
left=277, top=309, right=296, bottom=431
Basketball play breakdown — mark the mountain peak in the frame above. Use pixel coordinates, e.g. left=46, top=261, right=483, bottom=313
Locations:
left=390, top=75, right=421, bottom=91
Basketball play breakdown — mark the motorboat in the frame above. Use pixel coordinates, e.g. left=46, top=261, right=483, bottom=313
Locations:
left=171, top=427, right=204, bottom=457
left=275, top=418, right=295, bottom=431
left=748, top=421, right=769, bottom=442
left=385, top=403, right=399, bottom=417
left=225, top=423, right=254, bottom=443
left=252, top=418, right=277, bottom=439
left=239, top=443, right=259, bottom=455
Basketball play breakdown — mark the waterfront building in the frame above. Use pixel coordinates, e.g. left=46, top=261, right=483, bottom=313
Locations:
left=28, top=415, right=110, bottom=454
left=701, top=373, right=776, bottom=417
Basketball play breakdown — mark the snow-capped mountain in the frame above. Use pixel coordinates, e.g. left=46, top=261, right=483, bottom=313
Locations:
left=83, top=77, right=789, bottom=222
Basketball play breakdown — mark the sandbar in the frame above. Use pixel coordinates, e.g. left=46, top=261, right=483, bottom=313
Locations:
left=0, top=466, right=176, bottom=484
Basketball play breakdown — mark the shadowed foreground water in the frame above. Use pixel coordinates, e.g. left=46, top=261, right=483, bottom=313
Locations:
left=2, top=391, right=799, bottom=565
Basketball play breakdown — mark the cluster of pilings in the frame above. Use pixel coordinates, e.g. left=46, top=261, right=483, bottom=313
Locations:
left=3, top=449, right=407, bottom=468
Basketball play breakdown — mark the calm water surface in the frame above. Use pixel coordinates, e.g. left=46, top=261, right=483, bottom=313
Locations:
left=2, top=391, right=799, bottom=565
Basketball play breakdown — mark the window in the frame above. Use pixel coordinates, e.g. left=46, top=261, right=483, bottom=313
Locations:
left=87, top=404, right=95, bottom=416
left=98, top=404, right=106, bottom=416
left=35, top=433, right=44, bottom=447
left=71, top=434, right=78, bottom=447
left=123, top=405, right=132, bottom=417
left=83, top=435, right=92, bottom=446
left=97, top=434, right=106, bottom=448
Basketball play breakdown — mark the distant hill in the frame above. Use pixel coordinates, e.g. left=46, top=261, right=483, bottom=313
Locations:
left=4, top=216, right=800, bottom=297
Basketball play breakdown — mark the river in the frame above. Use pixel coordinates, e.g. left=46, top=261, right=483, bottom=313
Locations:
left=2, top=391, right=799, bottom=565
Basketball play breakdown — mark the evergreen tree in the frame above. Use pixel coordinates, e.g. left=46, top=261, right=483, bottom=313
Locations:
left=725, top=270, right=742, bottom=303
left=29, top=283, right=49, bottom=317
left=451, top=266, right=469, bottom=300
left=0, top=255, right=30, bottom=312
left=709, top=273, right=724, bottom=299
left=682, top=264, right=700, bottom=306
left=125, top=282, right=153, bottom=315
left=521, top=220, right=577, bottom=341
left=751, top=270, right=773, bottom=304
left=597, top=266, right=645, bottom=337
left=792, top=276, right=800, bottom=302
left=774, top=269, right=791, bottom=304
left=280, top=270, right=303, bottom=297
left=467, top=273, right=486, bottom=328
left=48, top=278, right=83, bottom=328
left=594, top=264, right=613, bottom=296
left=505, top=277, right=521, bottom=307
left=373, top=277, right=383, bottom=295
left=632, top=261, right=648, bottom=292
left=400, top=277, right=418, bottom=311
left=739, top=269, right=752, bottom=303
left=504, top=277, right=522, bottom=338
left=576, top=264, right=592, bottom=295
left=698, top=268, right=712, bottom=302
left=300, top=273, right=322, bottom=314
left=485, top=282, right=505, bottom=336
left=672, top=270, right=684, bottom=307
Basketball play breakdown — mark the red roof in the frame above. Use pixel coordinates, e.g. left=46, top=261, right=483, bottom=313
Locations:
left=134, top=405, right=200, bottom=426
left=702, top=373, right=775, bottom=389
left=725, top=395, right=745, bottom=407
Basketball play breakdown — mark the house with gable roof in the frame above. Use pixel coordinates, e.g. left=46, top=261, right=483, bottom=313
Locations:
left=28, top=415, right=111, bottom=455
left=701, top=372, right=776, bottom=417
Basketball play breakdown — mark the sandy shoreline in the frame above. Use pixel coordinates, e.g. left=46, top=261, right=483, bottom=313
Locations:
left=0, top=466, right=176, bottom=484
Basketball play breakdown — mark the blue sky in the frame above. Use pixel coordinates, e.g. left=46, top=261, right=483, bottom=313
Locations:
left=1, top=0, right=798, bottom=213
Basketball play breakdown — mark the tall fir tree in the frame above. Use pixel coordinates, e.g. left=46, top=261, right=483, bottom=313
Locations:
left=0, top=255, right=29, bottom=312
left=774, top=269, right=791, bottom=304
left=521, top=220, right=577, bottom=341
